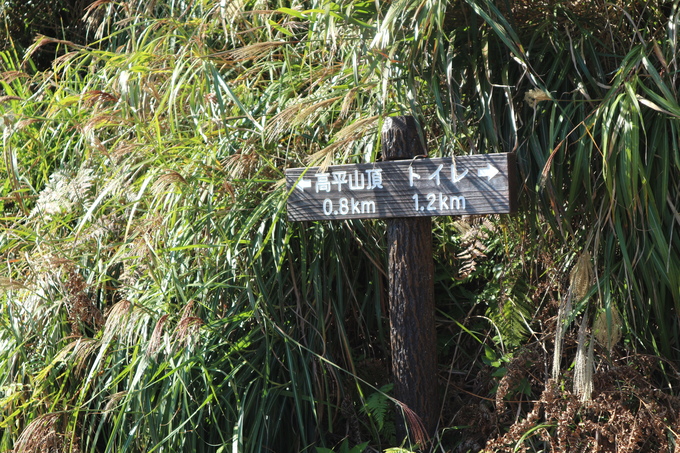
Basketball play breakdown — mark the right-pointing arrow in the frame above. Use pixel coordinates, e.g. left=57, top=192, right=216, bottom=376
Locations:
left=478, top=164, right=499, bottom=181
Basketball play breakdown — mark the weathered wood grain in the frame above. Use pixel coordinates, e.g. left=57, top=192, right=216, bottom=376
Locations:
left=383, top=116, right=438, bottom=444
left=285, top=153, right=517, bottom=222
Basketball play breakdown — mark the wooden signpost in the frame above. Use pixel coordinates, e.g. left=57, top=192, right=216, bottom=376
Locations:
left=285, top=116, right=518, bottom=445
left=285, top=152, right=517, bottom=222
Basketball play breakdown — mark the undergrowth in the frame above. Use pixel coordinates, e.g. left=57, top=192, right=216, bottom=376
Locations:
left=2, top=0, right=680, bottom=452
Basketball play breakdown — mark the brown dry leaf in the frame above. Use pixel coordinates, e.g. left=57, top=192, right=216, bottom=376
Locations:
left=524, top=88, right=552, bottom=107
left=0, top=71, right=30, bottom=83
left=0, top=95, right=22, bottom=104
left=570, top=251, right=593, bottom=302
left=593, top=306, right=622, bottom=351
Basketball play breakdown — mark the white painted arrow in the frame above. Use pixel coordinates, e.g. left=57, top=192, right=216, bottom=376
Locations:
left=295, top=179, right=313, bottom=191
left=477, top=164, right=499, bottom=181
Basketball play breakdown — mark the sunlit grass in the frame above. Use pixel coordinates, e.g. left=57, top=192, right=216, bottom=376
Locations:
left=1, top=0, right=680, bottom=451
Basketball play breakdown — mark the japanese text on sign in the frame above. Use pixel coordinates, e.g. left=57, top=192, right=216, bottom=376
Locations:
left=285, top=153, right=517, bottom=221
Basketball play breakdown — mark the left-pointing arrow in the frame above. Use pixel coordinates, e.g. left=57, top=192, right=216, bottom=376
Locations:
left=296, top=179, right=313, bottom=191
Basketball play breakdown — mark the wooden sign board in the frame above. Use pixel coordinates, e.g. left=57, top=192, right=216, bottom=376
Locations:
left=285, top=153, right=517, bottom=222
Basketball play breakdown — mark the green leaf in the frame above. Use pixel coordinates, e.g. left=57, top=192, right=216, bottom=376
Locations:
left=276, top=7, right=304, bottom=19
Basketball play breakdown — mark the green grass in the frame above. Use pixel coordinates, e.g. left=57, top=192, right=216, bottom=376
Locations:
left=1, top=0, right=680, bottom=451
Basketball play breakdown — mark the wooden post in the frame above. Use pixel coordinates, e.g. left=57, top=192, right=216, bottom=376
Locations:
left=381, top=116, right=438, bottom=444
left=285, top=117, right=518, bottom=445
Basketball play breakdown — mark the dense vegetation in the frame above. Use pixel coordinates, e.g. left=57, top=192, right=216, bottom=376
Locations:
left=1, top=0, right=680, bottom=451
